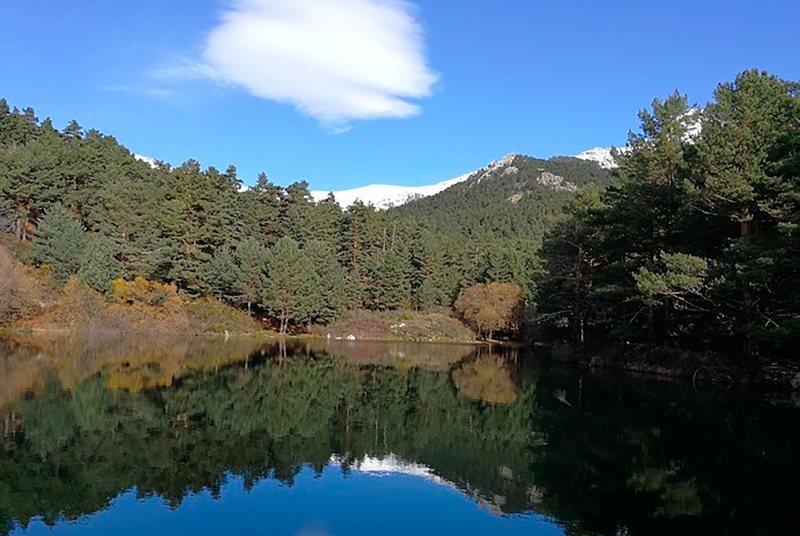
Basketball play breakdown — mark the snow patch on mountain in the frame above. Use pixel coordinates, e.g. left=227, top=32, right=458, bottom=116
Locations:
left=575, top=147, right=619, bottom=169
left=681, top=107, right=703, bottom=140
left=310, top=173, right=470, bottom=210
left=134, top=154, right=158, bottom=168
left=576, top=109, right=702, bottom=170
left=328, top=452, right=516, bottom=514
left=311, top=154, right=519, bottom=209
left=328, top=453, right=456, bottom=490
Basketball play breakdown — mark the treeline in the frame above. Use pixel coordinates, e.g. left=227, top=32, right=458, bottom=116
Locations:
left=0, top=102, right=553, bottom=333
left=1, top=349, right=798, bottom=535
left=2, top=69, right=797, bottom=353
left=538, top=70, right=799, bottom=360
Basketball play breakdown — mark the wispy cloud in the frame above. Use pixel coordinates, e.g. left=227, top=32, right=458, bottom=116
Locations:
left=161, top=0, right=438, bottom=126
left=101, top=85, right=176, bottom=100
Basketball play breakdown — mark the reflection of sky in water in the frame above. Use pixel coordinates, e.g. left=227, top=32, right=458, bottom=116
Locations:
left=12, top=466, right=562, bottom=536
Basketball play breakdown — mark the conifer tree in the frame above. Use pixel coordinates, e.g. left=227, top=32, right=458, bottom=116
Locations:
left=78, top=234, right=121, bottom=293
left=232, top=237, right=269, bottom=312
left=29, top=203, right=87, bottom=283
left=305, top=239, right=348, bottom=323
left=205, top=245, right=243, bottom=303
left=263, top=237, right=319, bottom=333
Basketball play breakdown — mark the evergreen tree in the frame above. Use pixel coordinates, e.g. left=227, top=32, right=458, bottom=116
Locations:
left=693, top=70, right=799, bottom=358
left=369, top=249, right=412, bottom=310
left=78, top=234, right=122, bottom=292
left=539, top=185, right=606, bottom=344
left=205, top=245, right=243, bottom=303
left=279, top=181, right=314, bottom=246
left=232, top=237, right=269, bottom=312
left=29, top=203, right=87, bottom=283
left=263, top=237, right=319, bottom=333
left=305, top=240, right=348, bottom=323
left=239, top=172, right=282, bottom=246
left=1, top=121, right=67, bottom=240
left=308, top=193, right=343, bottom=243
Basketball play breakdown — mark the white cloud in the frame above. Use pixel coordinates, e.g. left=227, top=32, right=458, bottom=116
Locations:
left=101, top=85, right=176, bottom=100
left=192, top=0, right=438, bottom=125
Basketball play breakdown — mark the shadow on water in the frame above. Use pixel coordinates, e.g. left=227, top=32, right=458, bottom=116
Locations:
left=0, top=334, right=799, bottom=535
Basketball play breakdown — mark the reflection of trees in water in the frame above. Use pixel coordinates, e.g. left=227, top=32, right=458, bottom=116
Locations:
left=0, top=348, right=539, bottom=533
left=0, top=344, right=798, bottom=536
left=452, top=354, right=518, bottom=404
left=0, top=335, right=268, bottom=406
left=530, top=372, right=800, bottom=536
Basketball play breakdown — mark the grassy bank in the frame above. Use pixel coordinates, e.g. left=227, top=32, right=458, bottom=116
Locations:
left=1, top=244, right=477, bottom=341
left=308, top=309, right=477, bottom=343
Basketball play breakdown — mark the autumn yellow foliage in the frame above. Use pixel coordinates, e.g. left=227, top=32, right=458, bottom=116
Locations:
left=452, top=354, right=518, bottom=404
left=111, top=277, right=180, bottom=307
left=0, top=243, right=50, bottom=324
left=454, top=281, right=523, bottom=339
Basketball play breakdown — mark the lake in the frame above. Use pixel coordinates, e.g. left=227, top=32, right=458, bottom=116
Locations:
left=0, top=335, right=798, bottom=535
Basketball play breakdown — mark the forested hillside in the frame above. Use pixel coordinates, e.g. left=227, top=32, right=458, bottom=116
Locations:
left=0, top=100, right=593, bottom=334
left=1, top=68, right=798, bottom=367
left=398, top=154, right=614, bottom=239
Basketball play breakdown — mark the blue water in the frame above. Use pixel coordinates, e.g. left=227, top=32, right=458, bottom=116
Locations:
left=2, top=338, right=799, bottom=536
left=14, top=468, right=561, bottom=536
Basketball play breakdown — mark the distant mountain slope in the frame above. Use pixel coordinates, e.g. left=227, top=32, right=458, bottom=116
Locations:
left=310, top=170, right=475, bottom=210
left=395, top=154, right=614, bottom=241
left=312, top=150, right=616, bottom=209
left=310, top=154, right=520, bottom=209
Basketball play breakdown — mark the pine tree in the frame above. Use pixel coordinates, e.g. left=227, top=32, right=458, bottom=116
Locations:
left=263, top=237, right=319, bottom=333
left=695, top=70, right=799, bottom=358
left=305, top=239, right=348, bottom=323
left=538, top=185, right=606, bottom=344
left=205, top=245, right=243, bottom=303
left=371, top=249, right=411, bottom=310
left=78, top=234, right=122, bottom=292
left=232, top=237, right=269, bottom=312
left=279, top=181, right=314, bottom=246
left=29, top=203, right=87, bottom=283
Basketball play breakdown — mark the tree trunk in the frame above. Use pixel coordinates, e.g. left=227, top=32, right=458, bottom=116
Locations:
left=740, top=207, right=758, bottom=372
left=279, top=310, right=288, bottom=335
left=14, top=211, right=22, bottom=241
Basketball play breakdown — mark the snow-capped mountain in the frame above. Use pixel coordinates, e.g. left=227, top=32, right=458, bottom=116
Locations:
left=575, top=109, right=702, bottom=171
left=310, top=154, right=519, bottom=209
left=574, top=147, right=619, bottom=169
left=310, top=172, right=473, bottom=210
left=328, top=453, right=454, bottom=487
left=327, top=453, right=521, bottom=514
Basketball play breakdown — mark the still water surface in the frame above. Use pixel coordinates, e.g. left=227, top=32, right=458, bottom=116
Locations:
left=0, top=336, right=798, bottom=535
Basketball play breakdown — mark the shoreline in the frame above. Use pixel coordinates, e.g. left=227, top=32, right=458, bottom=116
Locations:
left=539, top=342, right=800, bottom=392
left=4, top=326, right=797, bottom=391
left=0, top=326, right=484, bottom=345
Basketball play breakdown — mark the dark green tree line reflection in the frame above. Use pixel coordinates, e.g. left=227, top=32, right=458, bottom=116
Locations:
left=1, top=347, right=798, bottom=535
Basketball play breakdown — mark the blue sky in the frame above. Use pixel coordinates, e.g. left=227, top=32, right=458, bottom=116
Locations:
left=1, top=0, right=797, bottom=191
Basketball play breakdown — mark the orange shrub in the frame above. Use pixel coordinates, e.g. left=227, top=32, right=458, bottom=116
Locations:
left=454, top=281, right=523, bottom=340
left=111, top=277, right=180, bottom=307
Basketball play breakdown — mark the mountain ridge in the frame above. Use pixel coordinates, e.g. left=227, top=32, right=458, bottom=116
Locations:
left=311, top=149, right=616, bottom=209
